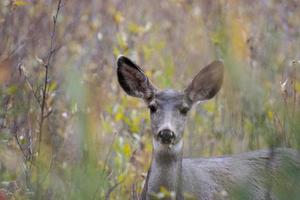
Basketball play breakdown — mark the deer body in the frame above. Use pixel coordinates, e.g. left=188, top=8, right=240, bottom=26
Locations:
left=143, top=148, right=299, bottom=200
left=116, top=56, right=300, bottom=200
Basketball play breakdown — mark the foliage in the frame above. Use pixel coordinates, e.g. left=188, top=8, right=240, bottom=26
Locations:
left=0, top=0, right=300, bottom=199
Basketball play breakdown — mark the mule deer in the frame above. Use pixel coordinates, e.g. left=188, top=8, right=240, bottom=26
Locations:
left=116, top=56, right=300, bottom=200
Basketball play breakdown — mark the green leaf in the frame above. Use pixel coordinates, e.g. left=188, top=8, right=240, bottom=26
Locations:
left=6, top=86, right=18, bottom=95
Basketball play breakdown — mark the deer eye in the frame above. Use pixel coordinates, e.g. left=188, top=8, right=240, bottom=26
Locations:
left=148, top=104, right=157, bottom=113
left=180, top=106, right=189, bottom=115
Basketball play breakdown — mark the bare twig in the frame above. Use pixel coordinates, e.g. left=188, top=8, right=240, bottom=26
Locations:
left=37, top=0, right=62, bottom=155
left=43, top=109, right=53, bottom=119
left=35, top=0, right=62, bottom=198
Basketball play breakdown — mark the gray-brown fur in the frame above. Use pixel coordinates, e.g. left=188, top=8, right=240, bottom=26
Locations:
left=116, top=55, right=300, bottom=200
left=181, top=149, right=300, bottom=199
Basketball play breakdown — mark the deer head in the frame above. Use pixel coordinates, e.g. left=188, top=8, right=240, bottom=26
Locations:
left=117, top=56, right=224, bottom=155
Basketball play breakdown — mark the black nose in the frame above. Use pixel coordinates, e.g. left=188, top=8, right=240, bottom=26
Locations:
left=158, top=129, right=175, bottom=144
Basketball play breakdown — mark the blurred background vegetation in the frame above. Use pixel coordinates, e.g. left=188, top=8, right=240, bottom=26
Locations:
left=0, top=0, right=300, bottom=199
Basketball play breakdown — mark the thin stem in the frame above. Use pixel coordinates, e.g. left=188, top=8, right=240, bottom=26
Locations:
left=37, top=0, right=62, bottom=156
left=35, top=0, right=62, bottom=198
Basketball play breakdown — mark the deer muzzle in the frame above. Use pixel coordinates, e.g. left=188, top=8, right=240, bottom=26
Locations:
left=158, top=129, right=175, bottom=144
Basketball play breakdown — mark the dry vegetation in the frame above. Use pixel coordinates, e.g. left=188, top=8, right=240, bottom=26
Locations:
left=0, top=0, right=300, bottom=199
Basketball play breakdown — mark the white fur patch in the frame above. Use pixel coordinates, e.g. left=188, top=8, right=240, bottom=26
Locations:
left=153, top=139, right=183, bottom=154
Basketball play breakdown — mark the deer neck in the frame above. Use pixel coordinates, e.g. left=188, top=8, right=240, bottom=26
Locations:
left=144, top=139, right=184, bottom=200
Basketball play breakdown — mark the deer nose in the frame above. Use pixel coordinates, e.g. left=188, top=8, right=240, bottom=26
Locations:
left=158, top=129, right=175, bottom=144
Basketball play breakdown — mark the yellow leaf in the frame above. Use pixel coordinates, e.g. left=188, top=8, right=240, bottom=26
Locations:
left=145, top=70, right=153, bottom=78
left=123, top=143, right=131, bottom=157
left=128, top=22, right=143, bottom=34
left=48, top=81, right=57, bottom=92
left=267, top=111, right=273, bottom=120
left=118, top=173, right=125, bottom=182
left=115, top=112, right=123, bottom=121
left=202, top=101, right=215, bottom=113
left=14, top=0, right=31, bottom=6
left=114, top=11, right=124, bottom=24
left=113, top=47, right=121, bottom=57
left=295, top=81, right=300, bottom=93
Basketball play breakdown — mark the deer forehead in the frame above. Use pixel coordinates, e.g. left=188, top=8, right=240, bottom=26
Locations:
left=152, top=89, right=185, bottom=107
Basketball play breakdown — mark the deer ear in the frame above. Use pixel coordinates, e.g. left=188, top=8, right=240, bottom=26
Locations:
left=184, top=60, right=224, bottom=104
left=117, top=56, right=157, bottom=100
